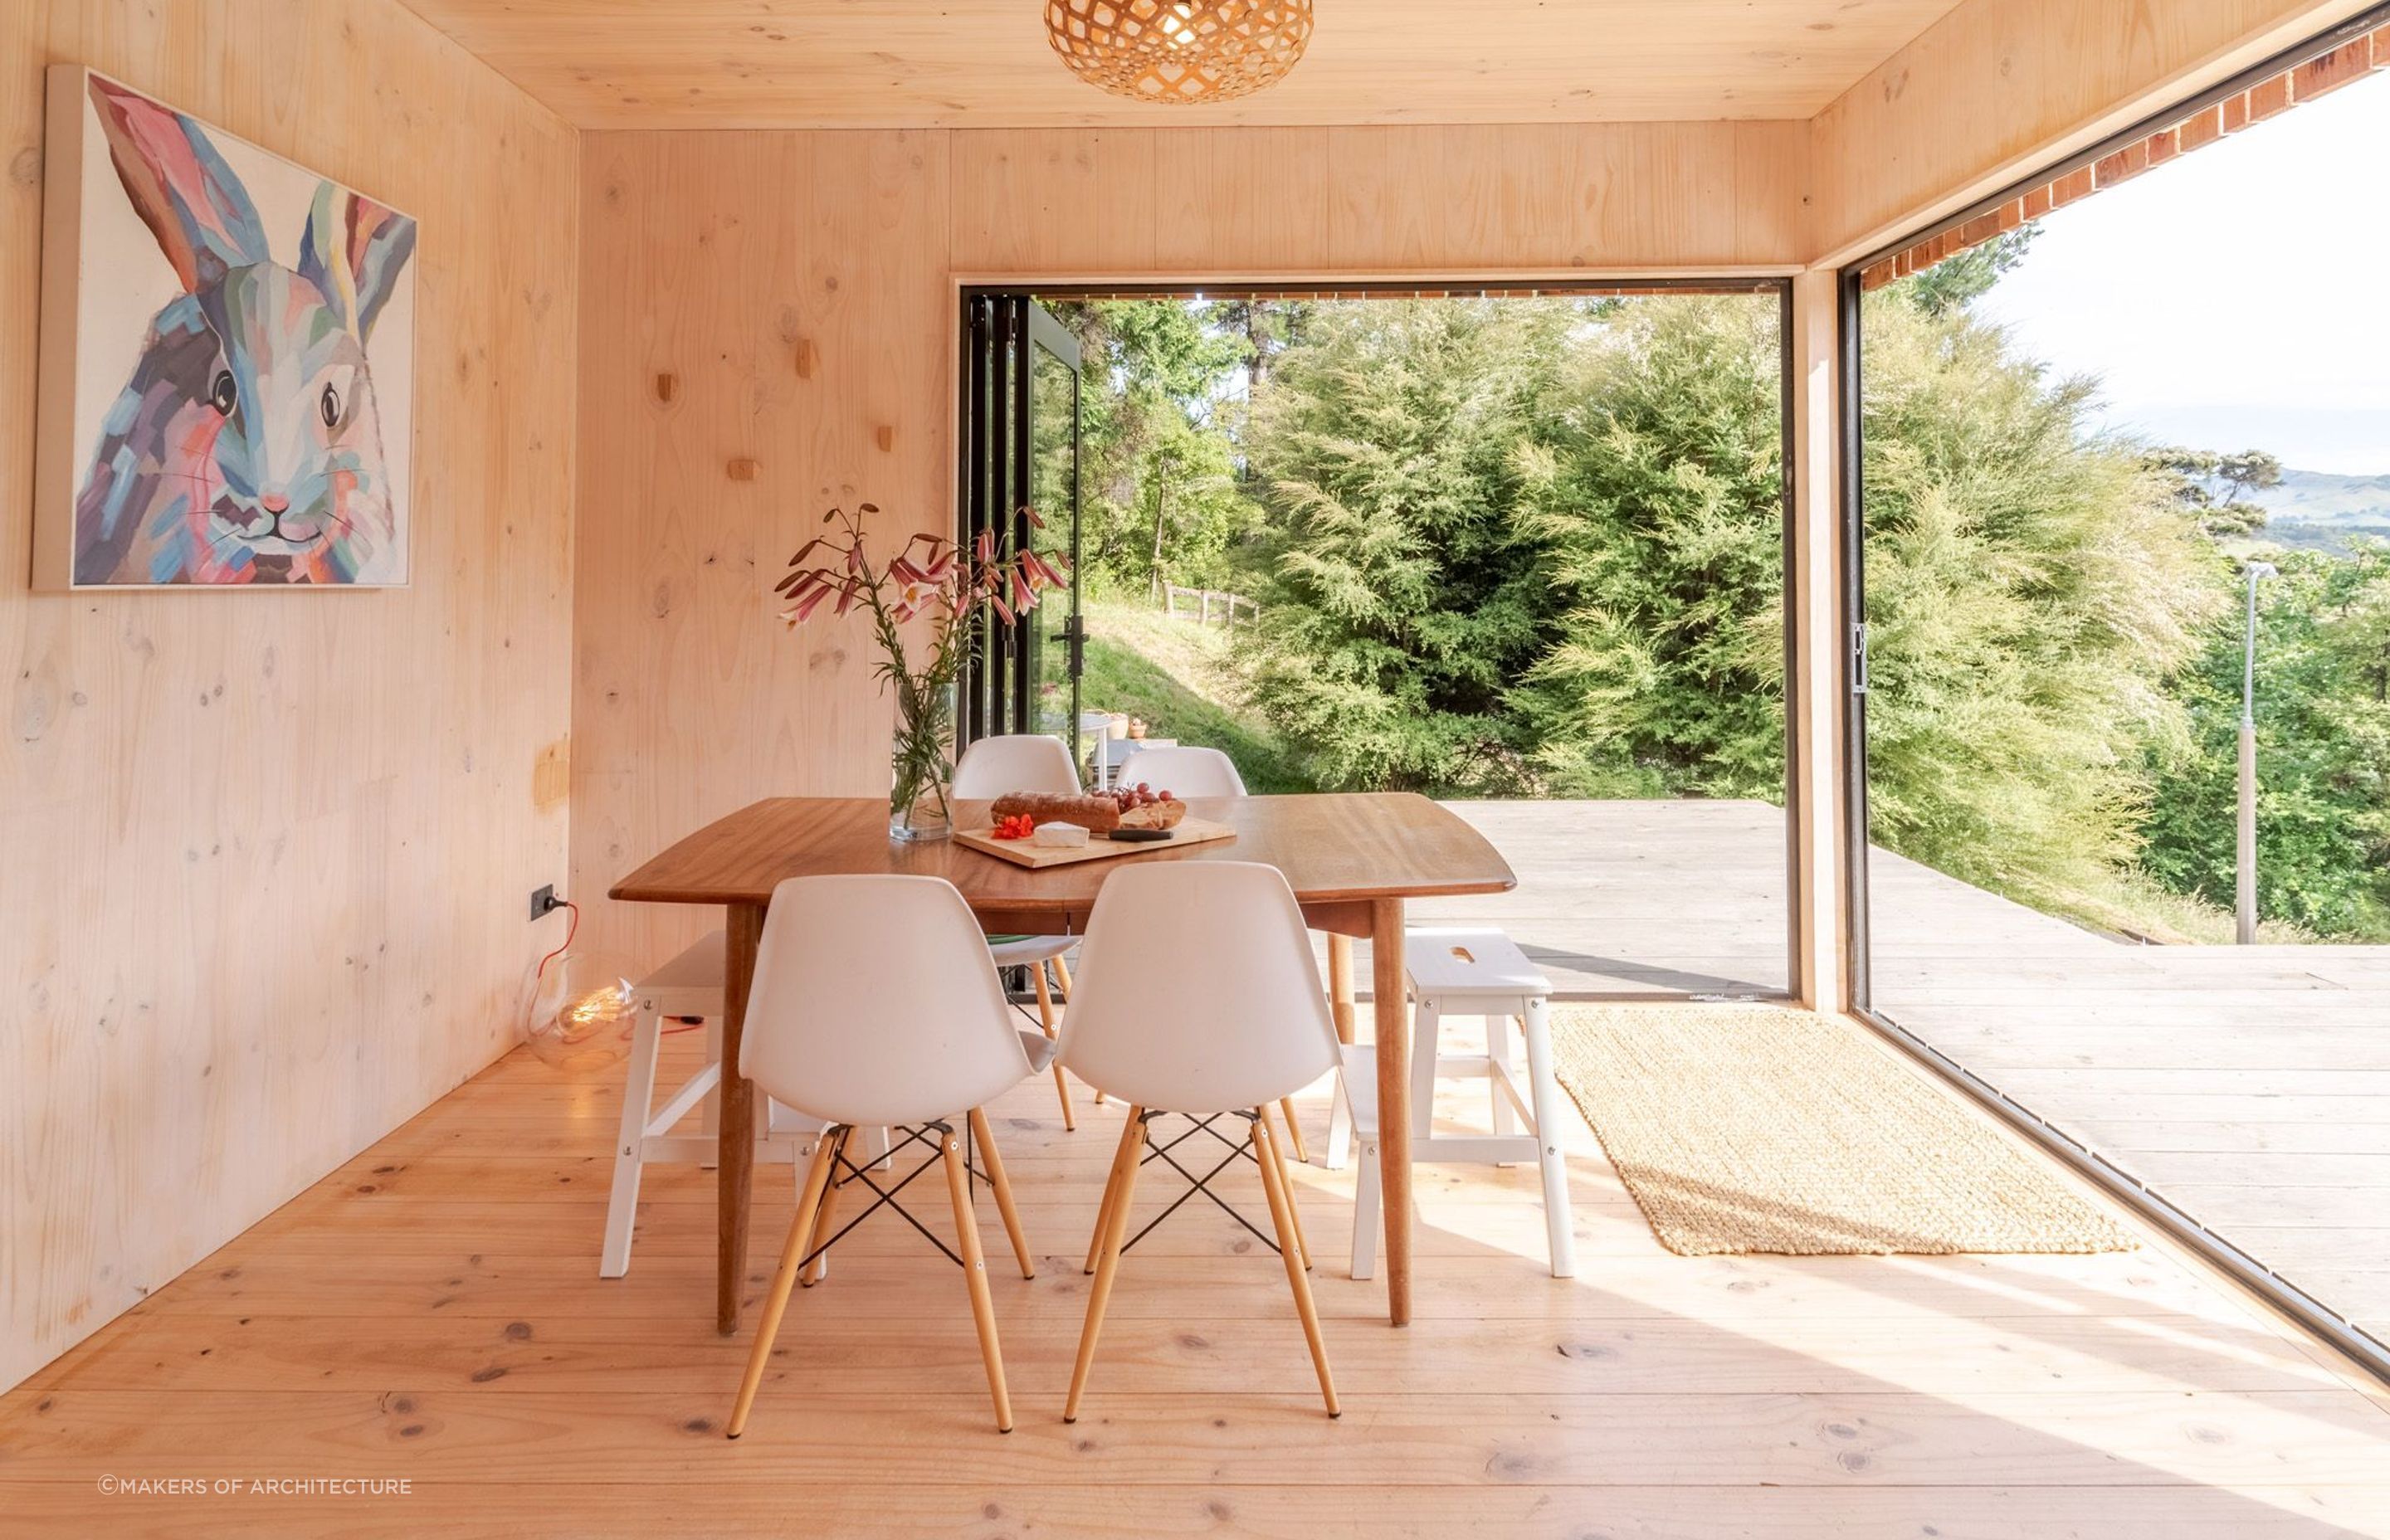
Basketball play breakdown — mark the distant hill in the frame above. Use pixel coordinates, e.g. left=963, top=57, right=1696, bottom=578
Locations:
left=2241, top=470, right=2390, bottom=553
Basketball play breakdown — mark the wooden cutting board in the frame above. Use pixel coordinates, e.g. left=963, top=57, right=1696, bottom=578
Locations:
left=954, top=817, right=1239, bottom=869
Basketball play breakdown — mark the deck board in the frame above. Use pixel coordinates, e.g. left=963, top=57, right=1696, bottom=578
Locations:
left=1856, top=825, right=2390, bottom=1352
left=1402, top=801, right=2390, bottom=1350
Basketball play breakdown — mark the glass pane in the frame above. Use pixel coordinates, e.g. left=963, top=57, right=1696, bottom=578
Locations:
left=1027, top=337, right=1080, bottom=757
left=1854, top=65, right=2390, bottom=1347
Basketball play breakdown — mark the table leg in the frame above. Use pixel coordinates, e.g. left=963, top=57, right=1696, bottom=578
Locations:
left=1369, top=899, right=1410, bottom=1326
left=718, top=902, right=765, bottom=1334
left=1326, top=933, right=1356, bottom=1046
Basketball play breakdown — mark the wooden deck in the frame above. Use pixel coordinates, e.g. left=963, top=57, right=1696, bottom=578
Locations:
left=4, top=1011, right=2388, bottom=1534
left=1866, top=841, right=2390, bottom=1360
left=1411, top=799, right=2390, bottom=1358
left=1415, top=798, right=1792, bottom=998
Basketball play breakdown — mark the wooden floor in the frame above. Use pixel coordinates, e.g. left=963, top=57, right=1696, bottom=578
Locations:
left=6, top=1016, right=2390, bottom=1538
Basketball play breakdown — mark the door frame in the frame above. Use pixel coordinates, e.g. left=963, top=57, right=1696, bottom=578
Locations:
left=1831, top=2, right=2390, bottom=1384
left=957, top=294, right=1085, bottom=748
left=958, top=276, right=1812, bottom=1004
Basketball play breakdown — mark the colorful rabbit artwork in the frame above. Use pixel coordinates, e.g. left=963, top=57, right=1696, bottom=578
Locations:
left=46, top=73, right=417, bottom=587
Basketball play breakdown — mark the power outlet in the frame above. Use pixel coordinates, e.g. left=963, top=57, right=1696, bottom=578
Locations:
left=529, top=885, right=559, bottom=921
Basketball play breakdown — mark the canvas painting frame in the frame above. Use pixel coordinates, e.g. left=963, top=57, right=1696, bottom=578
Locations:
left=32, top=66, right=418, bottom=591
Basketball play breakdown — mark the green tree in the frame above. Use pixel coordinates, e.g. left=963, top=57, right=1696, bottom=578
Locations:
left=1202, top=297, right=1312, bottom=389
left=2140, top=545, right=2390, bottom=938
left=1045, top=300, right=1256, bottom=592
left=1856, top=294, right=2226, bottom=909
left=2144, top=446, right=2283, bottom=539
left=1510, top=297, right=1788, bottom=797
left=1892, top=225, right=2042, bottom=316
left=1240, top=299, right=1576, bottom=792
left=1131, top=417, right=1261, bottom=596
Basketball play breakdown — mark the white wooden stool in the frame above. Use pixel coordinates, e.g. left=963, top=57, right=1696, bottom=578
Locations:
left=1334, top=927, right=1574, bottom=1279
left=600, top=930, right=818, bottom=1278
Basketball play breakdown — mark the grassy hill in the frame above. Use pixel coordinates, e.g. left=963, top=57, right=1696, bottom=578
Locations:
left=1076, top=599, right=1316, bottom=794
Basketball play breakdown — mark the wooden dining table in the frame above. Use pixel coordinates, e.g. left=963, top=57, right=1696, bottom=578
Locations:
left=609, top=791, right=1517, bottom=1331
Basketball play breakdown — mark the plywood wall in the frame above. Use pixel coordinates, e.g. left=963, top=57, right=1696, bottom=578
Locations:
left=571, top=121, right=1809, bottom=963
left=1810, top=0, right=2370, bottom=260
left=0, top=0, right=578, bottom=1390
left=574, top=129, right=952, bottom=968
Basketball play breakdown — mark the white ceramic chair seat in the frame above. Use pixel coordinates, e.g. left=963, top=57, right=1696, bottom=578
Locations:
left=987, top=933, right=1076, bottom=967
left=1058, top=860, right=1340, bottom=1421
left=1112, top=743, right=1247, bottom=797
left=726, top=875, right=1045, bottom=1440
left=952, top=734, right=1087, bottom=1130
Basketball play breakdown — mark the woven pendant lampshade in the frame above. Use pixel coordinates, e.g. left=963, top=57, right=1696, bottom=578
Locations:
left=1044, top=1, right=1314, bottom=105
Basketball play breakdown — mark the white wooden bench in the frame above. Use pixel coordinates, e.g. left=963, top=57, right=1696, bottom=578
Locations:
left=1334, top=927, right=1575, bottom=1279
left=599, top=931, right=816, bottom=1277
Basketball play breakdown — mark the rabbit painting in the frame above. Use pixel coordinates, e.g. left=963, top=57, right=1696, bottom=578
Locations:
left=46, top=73, right=416, bottom=587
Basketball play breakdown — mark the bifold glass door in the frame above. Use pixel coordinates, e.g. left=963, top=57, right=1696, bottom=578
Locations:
left=959, top=295, right=1084, bottom=760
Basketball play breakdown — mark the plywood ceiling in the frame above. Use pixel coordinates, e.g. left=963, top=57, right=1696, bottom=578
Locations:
left=401, top=0, right=1971, bottom=129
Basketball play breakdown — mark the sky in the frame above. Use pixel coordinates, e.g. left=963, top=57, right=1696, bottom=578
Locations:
left=1973, top=70, right=2390, bottom=477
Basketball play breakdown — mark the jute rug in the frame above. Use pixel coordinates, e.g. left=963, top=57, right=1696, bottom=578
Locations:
left=1549, top=1004, right=2135, bottom=1256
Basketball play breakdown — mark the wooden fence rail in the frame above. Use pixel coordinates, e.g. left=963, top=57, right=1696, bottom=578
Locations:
left=1163, top=585, right=1261, bottom=626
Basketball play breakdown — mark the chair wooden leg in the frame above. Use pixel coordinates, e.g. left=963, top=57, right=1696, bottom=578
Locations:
left=726, top=1127, right=840, bottom=1439
left=968, top=1108, right=1035, bottom=1279
left=1055, top=952, right=1101, bottom=1105
left=1066, top=1108, right=1146, bottom=1422
left=1085, top=1131, right=1124, bottom=1277
left=942, top=1123, right=1014, bottom=1433
left=1033, top=963, right=1075, bottom=1131
left=1262, top=1104, right=1312, bottom=1270
left=1255, top=1108, right=1339, bottom=1418
left=1276, top=1094, right=1310, bottom=1164
left=799, top=1127, right=852, bottom=1288
left=1083, top=1098, right=1136, bottom=1276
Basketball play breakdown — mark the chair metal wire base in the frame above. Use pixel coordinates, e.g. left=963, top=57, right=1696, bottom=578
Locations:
left=1119, top=1109, right=1280, bottom=1257
left=799, top=1119, right=1000, bottom=1273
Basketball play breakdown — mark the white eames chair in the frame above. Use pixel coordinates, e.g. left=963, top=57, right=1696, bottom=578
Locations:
left=1057, top=861, right=1342, bottom=1421
left=951, top=733, right=1086, bottom=1128
left=724, top=875, right=1046, bottom=1439
left=1085, top=743, right=1316, bottom=1148
left=950, top=732, right=1080, bottom=801
left=1115, top=743, right=1247, bottom=797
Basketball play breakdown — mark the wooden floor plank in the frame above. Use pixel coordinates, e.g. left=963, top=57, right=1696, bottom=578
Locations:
left=0, top=1482, right=2381, bottom=1540
left=9, top=1388, right=2389, bottom=1489
left=23, top=1310, right=2353, bottom=1399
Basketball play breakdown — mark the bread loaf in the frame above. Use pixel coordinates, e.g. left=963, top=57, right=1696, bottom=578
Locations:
left=988, top=792, right=1122, bottom=832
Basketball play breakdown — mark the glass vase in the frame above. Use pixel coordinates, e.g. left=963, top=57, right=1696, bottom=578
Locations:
left=889, top=680, right=956, bottom=842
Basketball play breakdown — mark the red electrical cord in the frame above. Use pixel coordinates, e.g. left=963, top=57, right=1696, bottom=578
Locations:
left=532, top=899, right=581, bottom=978
left=532, top=899, right=707, bottom=1036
